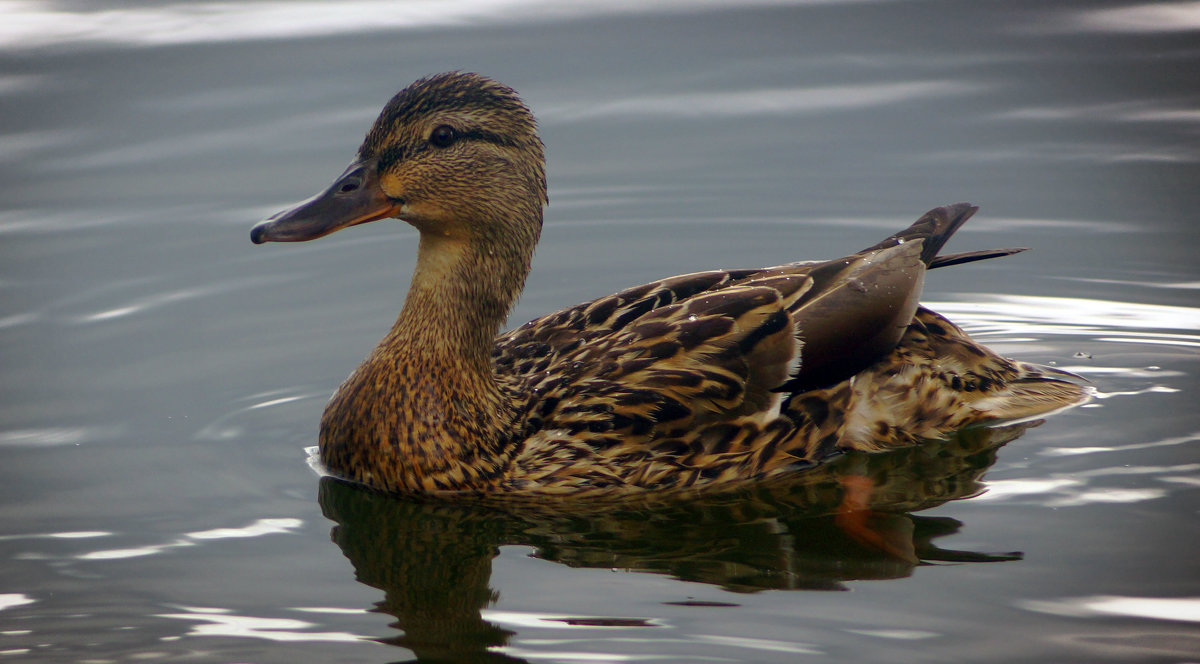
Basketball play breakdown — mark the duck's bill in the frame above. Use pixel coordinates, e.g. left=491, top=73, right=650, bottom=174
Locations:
left=250, top=161, right=400, bottom=244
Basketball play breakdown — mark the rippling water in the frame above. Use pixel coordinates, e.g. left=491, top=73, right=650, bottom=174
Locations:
left=2, top=1, right=1198, bottom=662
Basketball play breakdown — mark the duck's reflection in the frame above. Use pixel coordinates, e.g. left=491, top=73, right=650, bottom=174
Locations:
left=318, top=424, right=1031, bottom=662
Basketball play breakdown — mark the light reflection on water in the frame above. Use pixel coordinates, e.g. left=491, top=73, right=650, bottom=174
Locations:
left=0, top=594, right=36, bottom=611
left=48, top=108, right=373, bottom=172
left=929, top=295, right=1200, bottom=353
left=0, top=426, right=124, bottom=448
left=1021, top=595, right=1200, bottom=623
left=1061, top=1, right=1200, bottom=33
left=157, top=606, right=367, bottom=643
left=493, top=632, right=824, bottom=661
left=6, top=0, right=1200, bottom=53
left=0, top=0, right=807, bottom=50
left=540, top=80, right=976, bottom=121
left=3, top=519, right=302, bottom=564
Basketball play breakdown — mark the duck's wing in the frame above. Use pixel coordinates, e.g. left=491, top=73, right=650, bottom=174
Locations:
left=495, top=204, right=987, bottom=429
left=780, top=202, right=980, bottom=391
left=498, top=203, right=983, bottom=371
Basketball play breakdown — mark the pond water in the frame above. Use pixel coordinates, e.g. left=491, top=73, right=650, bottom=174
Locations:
left=2, top=1, right=1198, bottom=662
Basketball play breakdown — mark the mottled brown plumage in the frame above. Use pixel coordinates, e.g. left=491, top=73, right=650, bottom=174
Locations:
left=251, top=72, right=1089, bottom=495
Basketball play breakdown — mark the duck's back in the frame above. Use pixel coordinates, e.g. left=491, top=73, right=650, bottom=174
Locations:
left=490, top=206, right=1089, bottom=493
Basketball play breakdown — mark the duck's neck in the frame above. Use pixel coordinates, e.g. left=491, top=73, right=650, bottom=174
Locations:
left=320, top=218, right=539, bottom=493
left=393, top=231, right=520, bottom=365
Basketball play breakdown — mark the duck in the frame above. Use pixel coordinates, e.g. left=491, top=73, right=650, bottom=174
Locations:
left=251, top=71, right=1088, bottom=496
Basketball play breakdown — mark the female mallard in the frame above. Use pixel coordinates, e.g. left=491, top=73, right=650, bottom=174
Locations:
left=251, top=72, right=1088, bottom=495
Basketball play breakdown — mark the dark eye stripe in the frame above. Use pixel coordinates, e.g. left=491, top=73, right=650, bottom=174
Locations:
left=376, top=145, right=406, bottom=173
left=463, top=128, right=518, bottom=148
left=374, top=127, right=518, bottom=172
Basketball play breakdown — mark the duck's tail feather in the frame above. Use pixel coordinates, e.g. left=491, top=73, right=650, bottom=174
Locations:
left=929, top=247, right=1028, bottom=270
left=865, top=204, right=1030, bottom=270
left=836, top=308, right=1092, bottom=452
left=969, top=366, right=1093, bottom=424
left=917, top=203, right=979, bottom=265
left=861, top=202, right=979, bottom=266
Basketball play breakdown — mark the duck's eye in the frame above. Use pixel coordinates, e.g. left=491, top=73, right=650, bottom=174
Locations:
left=429, top=125, right=458, bottom=148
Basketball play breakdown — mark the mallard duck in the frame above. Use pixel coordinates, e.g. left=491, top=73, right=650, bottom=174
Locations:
left=251, top=72, right=1088, bottom=495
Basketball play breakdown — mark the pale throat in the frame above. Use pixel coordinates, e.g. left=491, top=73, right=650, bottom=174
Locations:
left=363, top=203, right=540, bottom=439
left=384, top=228, right=520, bottom=375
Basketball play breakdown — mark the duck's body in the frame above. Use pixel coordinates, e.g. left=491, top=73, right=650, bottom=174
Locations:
left=252, top=72, right=1088, bottom=495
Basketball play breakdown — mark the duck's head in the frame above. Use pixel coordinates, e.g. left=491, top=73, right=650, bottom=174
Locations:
left=251, top=72, right=547, bottom=246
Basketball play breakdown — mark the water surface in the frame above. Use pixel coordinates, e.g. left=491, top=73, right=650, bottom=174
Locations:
left=2, top=1, right=1198, bottom=662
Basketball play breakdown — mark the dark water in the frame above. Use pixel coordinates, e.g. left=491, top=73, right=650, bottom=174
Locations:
left=2, top=1, right=1198, bottom=662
